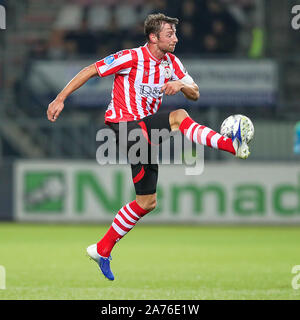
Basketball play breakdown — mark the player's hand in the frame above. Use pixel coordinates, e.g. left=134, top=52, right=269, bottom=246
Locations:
left=160, top=80, right=184, bottom=96
left=47, top=97, right=64, bottom=122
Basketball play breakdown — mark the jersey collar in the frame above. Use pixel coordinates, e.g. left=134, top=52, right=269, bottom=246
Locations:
left=144, top=43, right=166, bottom=62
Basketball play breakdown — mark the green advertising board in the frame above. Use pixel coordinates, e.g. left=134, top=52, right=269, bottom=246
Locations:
left=14, top=161, right=300, bottom=223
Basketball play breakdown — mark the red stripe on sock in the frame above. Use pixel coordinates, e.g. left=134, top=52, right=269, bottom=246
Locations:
left=179, top=117, right=236, bottom=154
left=218, top=136, right=236, bottom=154
left=206, top=131, right=216, bottom=147
left=190, top=124, right=199, bottom=141
left=113, top=217, right=132, bottom=233
left=97, top=201, right=149, bottom=258
left=129, top=200, right=149, bottom=217
left=123, top=205, right=139, bottom=221
left=97, top=226, right=120, bottom=258
left=179, top=117, right=195, bottom=134
left=118, top=211, right=136, bottom=226
left=195, top=125, right=205, bottom=143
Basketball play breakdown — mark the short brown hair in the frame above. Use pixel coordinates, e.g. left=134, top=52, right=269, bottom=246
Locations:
left=144, top=13, right=179, bottom=41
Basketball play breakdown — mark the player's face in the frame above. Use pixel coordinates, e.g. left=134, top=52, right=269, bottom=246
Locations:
left=157, top=23, right=178, bottom=53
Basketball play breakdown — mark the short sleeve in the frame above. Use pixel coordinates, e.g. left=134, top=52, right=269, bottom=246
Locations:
left=94, top=50, right=133, bottom=77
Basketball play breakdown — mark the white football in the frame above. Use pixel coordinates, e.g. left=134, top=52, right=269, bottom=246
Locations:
left=220, top=114, right=254, bottom=143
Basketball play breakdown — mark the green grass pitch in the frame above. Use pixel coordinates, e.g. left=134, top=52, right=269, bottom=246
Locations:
left=0, top=223, right=300, bottom=300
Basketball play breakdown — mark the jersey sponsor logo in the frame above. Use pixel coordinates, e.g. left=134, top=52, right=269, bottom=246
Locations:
left=139, top=85, right=162, bottom=99
left=104, top=55, right=115, bottom=65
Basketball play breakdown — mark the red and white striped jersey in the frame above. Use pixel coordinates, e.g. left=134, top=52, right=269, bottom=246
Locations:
left=94, top=43, right=188, bottom=123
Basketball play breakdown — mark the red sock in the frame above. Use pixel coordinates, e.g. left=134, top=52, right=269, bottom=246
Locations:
left=97, top=200, right=149, bottom=258
left=179, top=117, right=235, bottom=154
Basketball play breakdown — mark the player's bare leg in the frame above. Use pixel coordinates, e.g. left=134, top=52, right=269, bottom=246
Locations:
left=169, top=109, right=251, bottom=159
left=169, top=108, right=190, bottom=131
left=136, top=194, right=157, bottom=212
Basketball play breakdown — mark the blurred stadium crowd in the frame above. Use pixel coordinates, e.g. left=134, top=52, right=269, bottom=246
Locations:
left=1, top=0, right=299, bottom=163
left=28, top=0, right=256, bottom=60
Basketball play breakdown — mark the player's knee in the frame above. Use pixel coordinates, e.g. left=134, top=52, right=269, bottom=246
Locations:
left=143, top=198, right=157, bottom=212
left=136, top=195, right=157, bottom=212
left=170, top=109, right=190, bottom=129
left=148, top=198, right=157, bottom=211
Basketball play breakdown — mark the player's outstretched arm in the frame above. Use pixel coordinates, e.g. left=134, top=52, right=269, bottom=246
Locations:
left=47, top=64, right=98, bottom=122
